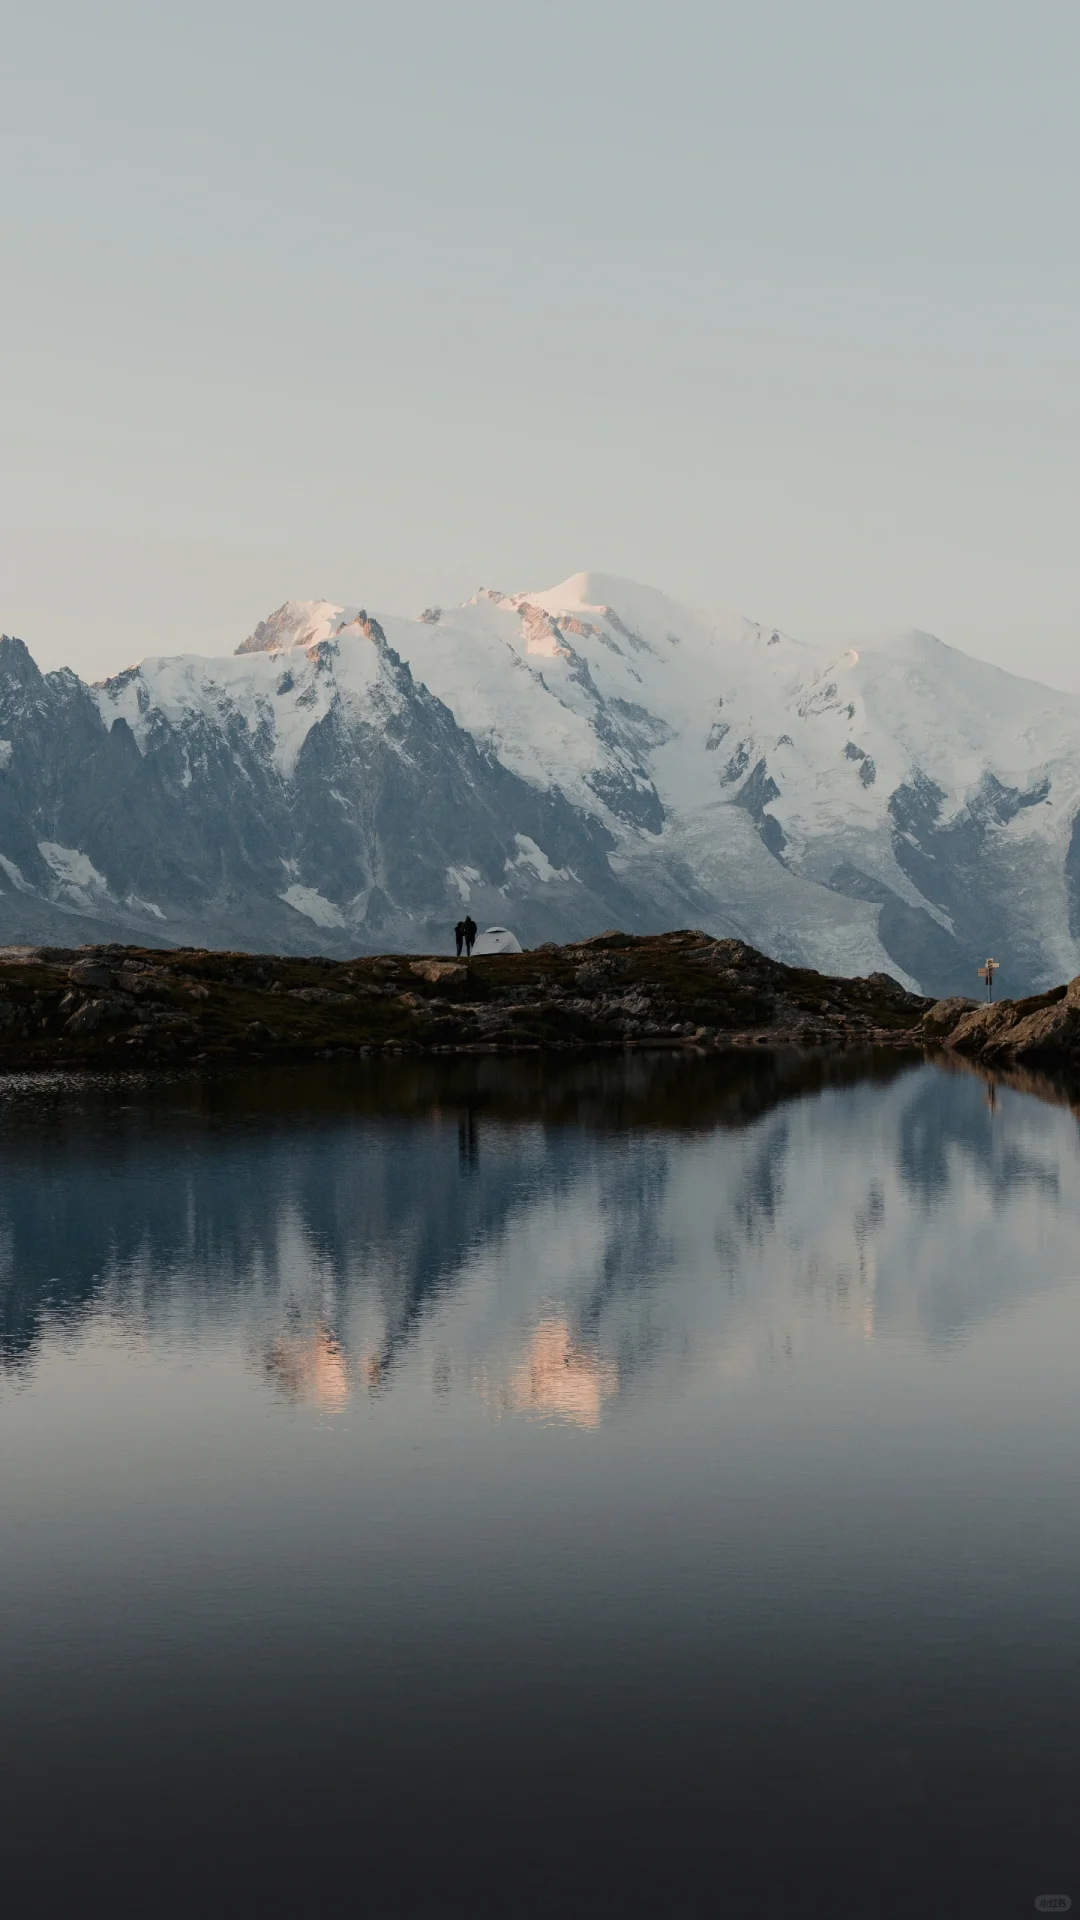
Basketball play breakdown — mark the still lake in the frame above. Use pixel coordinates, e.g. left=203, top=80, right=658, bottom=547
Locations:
left=2, top=1050, right=1079, bottom=1917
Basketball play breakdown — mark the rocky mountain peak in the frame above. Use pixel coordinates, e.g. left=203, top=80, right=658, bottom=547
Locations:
left=0, top=635, right=44, bottom=689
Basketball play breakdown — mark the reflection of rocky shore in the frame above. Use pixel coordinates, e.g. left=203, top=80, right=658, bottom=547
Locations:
left=1, top=1052, right=1078, bottom=1412
left=931, top=1029, right=1080, bottom=1113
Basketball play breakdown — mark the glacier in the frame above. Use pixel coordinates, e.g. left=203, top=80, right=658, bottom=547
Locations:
left=0, top=569, right=1077, bottom=996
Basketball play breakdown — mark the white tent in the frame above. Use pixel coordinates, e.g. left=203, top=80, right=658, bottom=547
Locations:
left=471, top=925, right=522, bottom=956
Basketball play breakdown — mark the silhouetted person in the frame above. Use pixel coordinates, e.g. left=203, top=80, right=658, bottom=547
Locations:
left=454, top=919, right=465, bottom=957
left=463, top=915, right=477, bottom=957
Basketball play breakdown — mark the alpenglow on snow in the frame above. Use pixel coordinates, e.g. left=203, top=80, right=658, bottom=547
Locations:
left=0, top=571, right=1076, bottom=997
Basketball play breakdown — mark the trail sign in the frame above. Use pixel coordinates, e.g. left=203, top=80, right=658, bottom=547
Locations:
left=978, top=957, right=999, bottom=1002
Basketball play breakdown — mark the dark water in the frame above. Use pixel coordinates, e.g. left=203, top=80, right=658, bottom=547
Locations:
left=2, top=1049, right=1080, bottom=1918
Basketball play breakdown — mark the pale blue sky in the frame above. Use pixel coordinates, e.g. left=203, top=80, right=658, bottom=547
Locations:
left=3, top=0, right=1079, bottom=685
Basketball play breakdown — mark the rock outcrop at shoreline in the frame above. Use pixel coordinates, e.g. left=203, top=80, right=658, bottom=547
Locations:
left=0, top=926, right=1074, bottom=1076
left=924, top=978, right=1080, bottom=1070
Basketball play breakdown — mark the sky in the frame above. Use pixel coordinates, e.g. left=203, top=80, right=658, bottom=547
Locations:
left=2, top=0, right=1079, bottom=687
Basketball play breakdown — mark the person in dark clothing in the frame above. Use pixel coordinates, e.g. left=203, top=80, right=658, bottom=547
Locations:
left=454, top=919, right=465, bottom=957
left=463, top=915, right=477, bottom=957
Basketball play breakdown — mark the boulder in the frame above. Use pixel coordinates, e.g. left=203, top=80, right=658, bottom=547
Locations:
left=920, top=995, right=979, bottom=1038
left=69, top=960, right=112, bottom=989
left=64, top=998, right=112, bottom=1035
left=946, top=1000, right=1019, bottom=1051
left=409, top=960, right=467, bottom=986
left=983, top=998, right=1080, bottom=1066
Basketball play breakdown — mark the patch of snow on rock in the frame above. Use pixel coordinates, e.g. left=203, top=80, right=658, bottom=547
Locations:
left=447, top=865, right=482, bottom=903
left=38, top=842, right=112, bottom=907
left=509, top=835, right=569, bottom=883
left=280, top=883, right=346, bottom=929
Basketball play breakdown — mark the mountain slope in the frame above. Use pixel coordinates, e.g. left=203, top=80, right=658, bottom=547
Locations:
left=0, top=572, right=1077, bottom=994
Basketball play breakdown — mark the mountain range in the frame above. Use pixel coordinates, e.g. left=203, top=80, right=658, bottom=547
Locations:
left=0, top=570, right=1077, bottom=996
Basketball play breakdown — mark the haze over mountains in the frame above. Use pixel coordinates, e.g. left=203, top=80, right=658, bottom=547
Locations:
left=0, top=571, right=1077, bottom=997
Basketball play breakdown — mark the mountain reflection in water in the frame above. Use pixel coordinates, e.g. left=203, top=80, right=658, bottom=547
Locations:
left=0, top=1048, right=1076, bottom=1411
left=4, top=1047, right=1080, bottom=1916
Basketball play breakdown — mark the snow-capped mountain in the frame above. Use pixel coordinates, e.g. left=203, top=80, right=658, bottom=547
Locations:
left=0, top=570, right=1077, bottom=995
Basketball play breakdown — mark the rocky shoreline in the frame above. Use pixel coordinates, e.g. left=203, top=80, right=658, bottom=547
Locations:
left=0, top=927, right=1075, bottom=1078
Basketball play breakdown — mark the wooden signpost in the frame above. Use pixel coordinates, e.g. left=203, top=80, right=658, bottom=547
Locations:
left=978, top=957, right=999, bottom=1002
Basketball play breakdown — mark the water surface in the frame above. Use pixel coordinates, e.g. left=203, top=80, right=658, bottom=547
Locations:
left=2, top=1051, right=1079, bottom=1917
